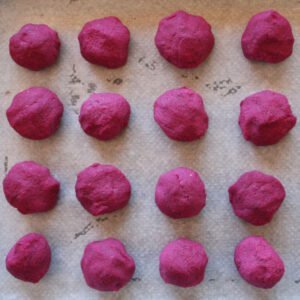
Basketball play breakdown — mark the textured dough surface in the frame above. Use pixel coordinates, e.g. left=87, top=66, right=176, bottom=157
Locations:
left=159, top=238, right=208, bottom=287
left=155, top=167, right=206, bottom=219
left=9, top=23, right=60, bottom=71
left=239, top=90, right=297, bottom=146
left=155, top=10, right=214, bottom=68
left=241, top=10, right=294, bottom=63
left=3, top=161, right=60, bottom=214
left=229, top=170, right=285, bottom=225
left=79, top=92, right=131, bottom=140
left=81, top=238, right=135, bottom=292
left=6, top=87, right=64, bottom=140
left=234, top=236, right=285, bottom=288
left=78, top=17, right=130, bottom=68
left=154, top=87, right=209, bottom=141
left=75, top=163, right=131, bottom=216
left=6, top=233, right=51, bottom=283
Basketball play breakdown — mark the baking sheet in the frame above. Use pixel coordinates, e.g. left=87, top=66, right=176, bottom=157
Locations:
left=0, top=0, right=300, bottom=299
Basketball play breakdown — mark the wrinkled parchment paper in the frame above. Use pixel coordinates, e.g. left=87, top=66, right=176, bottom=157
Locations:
left=0, top=0, right=300, bottom=299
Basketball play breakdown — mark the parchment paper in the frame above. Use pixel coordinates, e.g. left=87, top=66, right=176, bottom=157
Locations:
left=0, top=0, right=300, bottom=299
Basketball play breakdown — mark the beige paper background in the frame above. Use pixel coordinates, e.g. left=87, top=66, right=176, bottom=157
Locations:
left=0, top=0, right=300, bottom=299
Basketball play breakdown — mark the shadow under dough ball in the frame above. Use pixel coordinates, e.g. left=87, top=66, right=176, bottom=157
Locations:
left=234, top=236, right=285, bottom=288
left=155, top=167, right=206, bottom=219
left=9, top=23, right=60, bottom=71
left=3, top=161, right=60, bottom=214
left=6, top=87, right=64, bottom=140
left=154, top=87, right=209, bottom=141
left=79, top=92, right=131, bottom=141
left=78, top=17, right=130, bottom=68
left=75, top=163, right=131, bottom=216
left=239, top=90, right=297, bottom=146
left=155, top=10, right=214, bottom=68
left=81, top=238, right=135, bottom=292
left=241, top=10, right=294, bottom=63
left=229, top=170, right=285, bottom=225
left=159, top=238, right=208, bottom=288
left=6, top=233, right=51, bottom=283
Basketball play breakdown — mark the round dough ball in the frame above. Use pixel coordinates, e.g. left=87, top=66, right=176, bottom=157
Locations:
left=78, top=17, right=130, bottom=68
left=155, top=167, right=206, bottom=219
left=159, top=238, right=208, bottom=287
left=6, top=233, right=51, bottom=283
left=3, top=161, right=60, bottom=214
left=79, top=92, right=131, bottom=141
left=241, top=10, right=294, bottom=63
left=154, top=87, right=208, bottom=141
left=75, top=163, right=131, bottom=216
left=239, top=90, right=297, bottom=146
left=234, top=236, right=285, bottom=288
left=81, top=238, right=135, bottom=292
left=9, top=24, right=60, bottom=71
left=155, top=10, right=214, bottom=68
left=229, top=171, right=285, bottom=226
left=6, top=87, right=64, bottom=140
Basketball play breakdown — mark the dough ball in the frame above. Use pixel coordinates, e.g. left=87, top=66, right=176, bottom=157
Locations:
left=159, top=238, right=208, bottom=287
left=75, top=163, right=131, bottom=216
left=6, top=87, right=64, bottom=140
left=155, top=10, right=214, bottom=68
left=154, top=87, right=209, bottom=141
left=81, top=238, right=135, bottom=292
left=241, top=10, right=294, bottom=63
left=6, top=233, right=51, bottom=283
left=79, top=92, right=131, bottom=141
left=155, top=167, right=206, bottom=219
left=78, top=17, right=130, bottom=68
left=9, top=24, right=60, bottom=71
left=234, top=236, right=285, bottom=288
left=3, top=161, right=60, bottom=214
left=239, top=90, right=297, bottom=146
left=229, top=171, right=285, bottom=225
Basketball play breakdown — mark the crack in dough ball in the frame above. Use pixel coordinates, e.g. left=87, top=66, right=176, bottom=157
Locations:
left=239, top=90, right=297, bottom=146
left=6, top=233, right=51, bottom=283
left=9, top=24, right=60, bottom=71
left=81, top=238, right=135, bottom=292
left=3, top=161, right=60, bottom=214
left=75, top=163, right=131, bottom=216
left=234, top=236, right=285, bottom=288
left=229, top=170, right=285, bottom=225
left=159, top=238, right=208, bottom=287
left=79, top=92, right=131, bottom=141
left=155, top=10, right=214, bottom=68
left=241, top=10, right=294, bottom=63
left=155, top=167, right=206, bottom=219
left=154, top=87, right=209, bottom=141
left=78, top=17, right=130, bottom=68
left=6, top=87, right=64, bottom=140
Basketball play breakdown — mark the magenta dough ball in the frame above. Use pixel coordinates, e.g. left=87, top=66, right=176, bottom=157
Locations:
left=6, top=233, right=51, bottom=283
left=239, top=90, right=297, bottom=146
left=81, top=238, right=135, bottom=292
left=78, top=17, right=130, bottom=68
left=229, top=171, right=285, bottom=226
left=79, top=92, right=131, bottom=141
left=234, top=236, right=285, bottom=288
left=159, top=238, right=208, bottom=287
left=75, top=163, right=131, bottom=216
left=3, top=161, right=60, bottom=214
left=242, top=10, right=294, bottom=63
left=155, top=167, right=206, bottom=219
left=9, top=24, right=60, bottom=71
left=155, top=10, right=214, bottom=68
left=154, top=87, right=209, bottom=141
left=6, top=87, right=64, bottom=140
